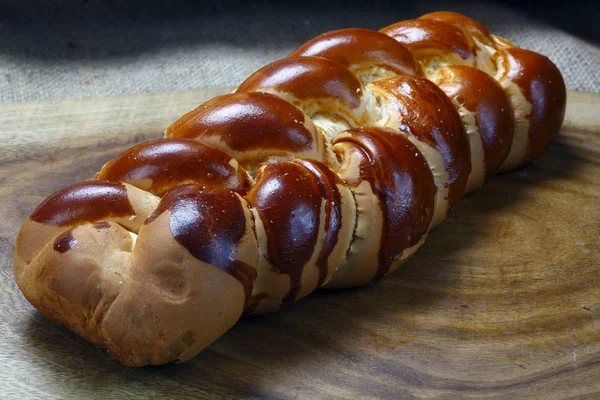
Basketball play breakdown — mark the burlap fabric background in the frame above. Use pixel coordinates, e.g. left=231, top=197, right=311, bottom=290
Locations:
left=1, top=0, right=598, bottom=103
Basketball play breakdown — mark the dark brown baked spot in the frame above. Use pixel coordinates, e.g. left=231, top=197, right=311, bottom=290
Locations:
left=53, top=229, right=77, bottom=253
left=93, top=221, right=111, bottom=229
left=30, top=181, right=135, bottom=226
left=147, top=185, right=257, bottom=302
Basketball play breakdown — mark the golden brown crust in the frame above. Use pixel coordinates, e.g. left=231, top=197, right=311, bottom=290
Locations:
left=14, top=182, right=158, bottom=286
left=236, top=56, right=369, bottom=127
left=368, top=75, right=470, bottom=223
left=29, top=181, right=135, bottom=227
left=493, top=48, right=566, bottom=162
left=102, top=192, right=255, bottom=366
left=429, top=65, right=514, bottom=188
left=97, top=138, right=253, bottom=196
left=13, top=11, right=566, bottom=367
left=246, top=159, right=355, bottom=309
left=289, top=28, right=423, bottom=80
left=165, top=92, right=329, bottom=172
left=326, top=127, right=436, bottom=288
left=15, top=187, right=255, bottom=367
left=237, top=56, right=363, bottom=109
left=419, top=11, right=494, bottom=46
left=381, top=19, right=478, bottom=72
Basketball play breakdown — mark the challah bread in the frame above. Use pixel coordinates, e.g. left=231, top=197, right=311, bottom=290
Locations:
left=13, top=11, right=566, bottom=366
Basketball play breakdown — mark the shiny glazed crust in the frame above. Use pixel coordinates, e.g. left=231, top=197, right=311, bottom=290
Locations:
left=13, top=11, right=566, bottom=366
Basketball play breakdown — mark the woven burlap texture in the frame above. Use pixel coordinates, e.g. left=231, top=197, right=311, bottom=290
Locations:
left=1, top=1, right=597, bottom=103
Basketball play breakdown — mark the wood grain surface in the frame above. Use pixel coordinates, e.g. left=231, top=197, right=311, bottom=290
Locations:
left=0, top=88, right=598, bottom=399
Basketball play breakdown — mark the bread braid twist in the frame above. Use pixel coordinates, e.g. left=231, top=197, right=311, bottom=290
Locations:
left=13, top=12, right=566, bottom=366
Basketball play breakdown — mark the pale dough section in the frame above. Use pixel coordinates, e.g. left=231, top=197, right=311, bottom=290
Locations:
left=456, top=104, right=486, bottom=193
left=406, top=136, right=449, bottom=228
left=325, top=143, right=384, bottom=289
left=498, top=80, right=532, bottom=172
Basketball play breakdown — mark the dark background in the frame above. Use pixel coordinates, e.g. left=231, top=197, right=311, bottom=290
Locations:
left=2, top=1, right=598, bottom=41
left=0, top=0, right=597, bottom=101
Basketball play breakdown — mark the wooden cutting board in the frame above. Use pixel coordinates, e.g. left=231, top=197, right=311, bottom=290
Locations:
left=0, top=87, right=598, bottom=399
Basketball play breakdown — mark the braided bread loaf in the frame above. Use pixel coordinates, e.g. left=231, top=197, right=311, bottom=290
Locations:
left=13, top=11, right=566, bottom=366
